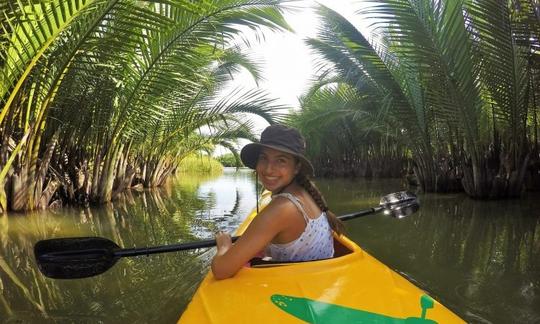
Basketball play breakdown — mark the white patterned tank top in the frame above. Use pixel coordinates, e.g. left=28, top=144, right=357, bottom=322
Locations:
left=265, top=193, right=334, bottom=262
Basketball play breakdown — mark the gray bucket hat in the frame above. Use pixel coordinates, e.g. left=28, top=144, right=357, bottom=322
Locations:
left=240, top=125, right=314, bottom=177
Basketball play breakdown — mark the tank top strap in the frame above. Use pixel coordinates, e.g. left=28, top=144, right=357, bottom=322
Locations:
left=272, top=193, right=310, bottom=224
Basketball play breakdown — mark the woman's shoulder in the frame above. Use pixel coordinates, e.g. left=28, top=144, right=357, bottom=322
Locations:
left=259, top=194, right=302, bottom=220
left=267, top=194, right=298, bottom=211
left=247, top=196, right=300, bottom=234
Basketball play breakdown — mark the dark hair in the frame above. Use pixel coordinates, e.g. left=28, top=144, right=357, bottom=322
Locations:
left=295, top=172, right=344, bottom=235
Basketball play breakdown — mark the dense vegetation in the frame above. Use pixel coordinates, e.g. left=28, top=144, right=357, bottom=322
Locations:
left=216, top=153, right=242, bottom=167
left=290, top=84, right=409, bottom=179
left=178, top=154, right=223, bottom=174
left=2, top=0, right=539, bottom=212
left=290, top=0, right=540, bottom=198
left=0, top=0, right=288, bottom=213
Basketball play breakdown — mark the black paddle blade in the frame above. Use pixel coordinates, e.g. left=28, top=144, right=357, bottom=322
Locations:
left=34, top=237, right=120, bottom=279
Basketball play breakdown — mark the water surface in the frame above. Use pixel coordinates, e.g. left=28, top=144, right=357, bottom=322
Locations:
left=0, top=169, right=538, bottom=323
left=321, top=178, right=540, bottom=324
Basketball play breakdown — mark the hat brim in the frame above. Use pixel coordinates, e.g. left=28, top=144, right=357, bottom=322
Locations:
left=240, top=143, right=315, bottom=177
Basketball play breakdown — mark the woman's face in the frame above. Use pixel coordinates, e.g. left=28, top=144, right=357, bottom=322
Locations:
left=256, top=147, right=300, bottom=193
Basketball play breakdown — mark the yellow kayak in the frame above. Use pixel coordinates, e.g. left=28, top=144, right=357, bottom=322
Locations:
left=179, top=194, right=465, bottom=323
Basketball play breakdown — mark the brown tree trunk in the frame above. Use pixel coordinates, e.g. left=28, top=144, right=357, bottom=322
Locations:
left=33, top=133, right=58, bottom=209
left=37, top=179, right=60, bottom=209
left=462, top=153, right=529, bottom=199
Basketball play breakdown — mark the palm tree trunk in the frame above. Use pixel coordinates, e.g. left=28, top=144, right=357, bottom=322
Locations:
left=90, top=140, right=102, bottom=201
left=532, top=72, right=538, bottom=150
left=34, top=132, right=59, bottom=209
left=98, top=141, right=123, bottom=203
left=37, top=179, right=61, bottom=209
left=413, top=147, right=438, bottom=192
left=112, top=142, right=135, bottom=199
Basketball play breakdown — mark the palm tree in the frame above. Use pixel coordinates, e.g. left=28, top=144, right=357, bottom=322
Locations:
left=290, top=82, right=408, bottom=178
left=304, top=1, right=539, bottom=198
left=0, top=0, right=291, bottom=212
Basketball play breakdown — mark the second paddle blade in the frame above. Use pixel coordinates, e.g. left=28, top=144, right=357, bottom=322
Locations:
left=380, top=191, right=417, bottom=206
left=34, top=237, right=120, bottom=279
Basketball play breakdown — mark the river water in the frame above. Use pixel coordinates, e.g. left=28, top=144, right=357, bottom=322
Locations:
left=0, top=168, right=538, bottom=323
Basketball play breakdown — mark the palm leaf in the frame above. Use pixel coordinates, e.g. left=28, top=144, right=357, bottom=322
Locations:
left=308, top=5, right=434, bottom=153
left=0, top=0, right=103, bottom=124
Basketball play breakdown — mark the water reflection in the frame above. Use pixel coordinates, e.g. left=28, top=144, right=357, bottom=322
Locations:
left=321, top=178, right=540, bottom=324
left=0, top=168, right=256, bottom=323
left=1, top=172, right=538, bottom=323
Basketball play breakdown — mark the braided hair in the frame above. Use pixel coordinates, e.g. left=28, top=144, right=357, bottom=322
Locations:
left=295, top=172, right=344, bottom=235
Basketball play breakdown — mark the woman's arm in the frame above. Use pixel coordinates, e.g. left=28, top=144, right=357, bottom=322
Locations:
left=211, top=199, right=295, bottom=280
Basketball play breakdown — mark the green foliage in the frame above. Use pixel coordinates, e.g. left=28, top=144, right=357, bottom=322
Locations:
left=0, top=0, right=291, bottom=210
left=216, top=153, right=243, bottom=167
left=290, top=83, right=408, bottom=178
left=178, top=154, right=223, bottom=175
left=303, top=1, right=539, bottom=197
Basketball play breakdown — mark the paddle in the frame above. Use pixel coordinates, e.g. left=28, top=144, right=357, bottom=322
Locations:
left=34, top=191, right=418, bottom=279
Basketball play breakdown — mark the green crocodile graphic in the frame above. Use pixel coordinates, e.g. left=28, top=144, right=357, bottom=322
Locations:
left=271, top=294, right=437, bottom=323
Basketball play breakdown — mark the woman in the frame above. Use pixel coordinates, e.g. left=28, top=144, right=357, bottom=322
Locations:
left=211, top=124, right=344, bottom=279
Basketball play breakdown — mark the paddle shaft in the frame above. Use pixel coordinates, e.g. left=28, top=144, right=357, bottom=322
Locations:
left=34, top=191, right=418, bottom=279
left=36, top=207, right=385, bottom=261
left=111, top=206, right=385, bottom=258
left=115, top=236, right=241, bottom=257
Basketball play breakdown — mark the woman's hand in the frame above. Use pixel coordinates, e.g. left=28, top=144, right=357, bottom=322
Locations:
left=215, top=231, right=232, bottom=256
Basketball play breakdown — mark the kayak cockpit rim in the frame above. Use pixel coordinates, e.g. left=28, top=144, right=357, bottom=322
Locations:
left=248, top=234, right=356, bottom=269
